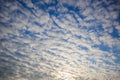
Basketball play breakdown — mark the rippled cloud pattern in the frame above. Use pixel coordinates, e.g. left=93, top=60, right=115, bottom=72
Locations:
left=0, top=0, right=120, bottom=80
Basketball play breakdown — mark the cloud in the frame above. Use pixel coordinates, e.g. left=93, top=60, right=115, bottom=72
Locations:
left=0, top=0, right=120, bottom=80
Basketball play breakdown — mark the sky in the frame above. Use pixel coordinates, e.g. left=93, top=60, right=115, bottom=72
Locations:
left=0, top=0, right=120, bottom=80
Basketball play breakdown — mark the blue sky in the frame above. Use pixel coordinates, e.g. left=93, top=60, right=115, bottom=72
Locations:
left=0, top=0, right=120, bottom=80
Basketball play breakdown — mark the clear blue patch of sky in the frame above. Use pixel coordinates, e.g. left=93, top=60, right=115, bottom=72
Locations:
left=31, top=0, right=48, bottom=11
left=48, top=10, right=57, bottom=16
left=24, top=30, right=31, bottom=34
left=92, top=43, right=110, bottom=52
left=116, top=12, right=120, bottom=23
left=62, top=3, right=78, bottom=11
left=112, top=46, right=120, bottom=64
left=110, top=26, right=120, bottom=38
left=62, top=3, right=86, bottom=19
left=23, top=30, right=39, bottom=36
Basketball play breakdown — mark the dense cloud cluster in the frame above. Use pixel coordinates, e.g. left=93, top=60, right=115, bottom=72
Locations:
left=0, top=0, right=120, bottom=80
